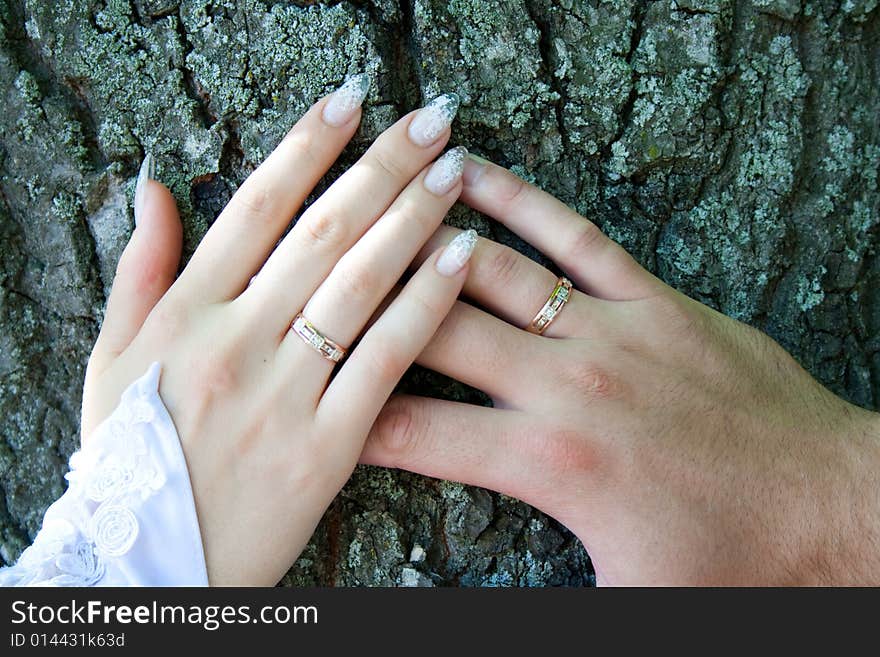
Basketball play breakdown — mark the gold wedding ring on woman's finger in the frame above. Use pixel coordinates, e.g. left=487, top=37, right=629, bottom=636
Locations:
left=292, top=274, right=571, bottom=359
left=291, top=313, right=348, bottom=363
left=527, top=276, right=573, bottom=335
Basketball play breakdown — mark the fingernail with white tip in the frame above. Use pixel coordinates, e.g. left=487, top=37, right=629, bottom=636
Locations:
left=436, top=229, right=477, bottom=277
left=322, top=73, right=371, bottom=127
left=408, top=93, right=460, bottom=147
left=134, top=152, right=155, bottom=227
left=424, top=146, right=467, bottom=195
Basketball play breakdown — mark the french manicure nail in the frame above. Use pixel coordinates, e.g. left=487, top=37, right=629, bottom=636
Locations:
left=424, top=146, right=467, bottom=195
left=322, top=73, right=371, bottom=127
left=463, top=152, right=490, bottom=187
left=134, top=152, right=155, bottom=227
left=408, top=93, right=460, bottom=147
left=436, top=229, right=478, bottom=277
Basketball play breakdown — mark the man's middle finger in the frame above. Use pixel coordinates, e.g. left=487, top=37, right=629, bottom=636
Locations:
left=416, top=300, right=544, bottom=407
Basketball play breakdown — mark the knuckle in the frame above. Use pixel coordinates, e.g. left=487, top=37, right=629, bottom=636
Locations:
left=495, top=172, right=529, bottom=207
left=566, top=221, right=606, bottom=263
left=371, top=147, right=407, bottom=181
left=393, top=196, right=433, bottom=229
left=229, top=179, right=275, bottom=223
left=557, top=358, right=621, bottom=402
left=372, top=398, right=422, bottom=466
left=483, top=244, right=522, bottom=287
left=282, top=130, right=318, bottom=168
left=190, top=343, right=241, bottom=399
left=297, top=210, right=347, bottom=252
left=333, top=260, right=380, bottom=302
left=525, top=425, right=600, bottom=477
left=280, top=456, right=322, bottom=496
left=406, top=288, right=447, bottom=320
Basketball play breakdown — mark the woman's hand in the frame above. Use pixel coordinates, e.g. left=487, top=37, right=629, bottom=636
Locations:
left=81, top=78, right=475, bottom=585
left=362, top=155, right=880, bottom=585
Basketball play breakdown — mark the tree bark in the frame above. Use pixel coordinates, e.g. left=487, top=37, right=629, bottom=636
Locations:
left=1, top=0, right=877, bottom=585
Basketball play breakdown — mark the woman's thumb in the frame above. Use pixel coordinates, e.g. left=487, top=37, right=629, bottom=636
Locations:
left=88, top=154, right=183, bottom=376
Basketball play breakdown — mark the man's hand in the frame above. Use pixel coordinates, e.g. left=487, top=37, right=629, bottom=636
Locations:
left=361, top=154, right=880, bottom=585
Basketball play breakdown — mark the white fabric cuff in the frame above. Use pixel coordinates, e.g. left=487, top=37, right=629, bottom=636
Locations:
left=0, top=362, right=208, bottom=586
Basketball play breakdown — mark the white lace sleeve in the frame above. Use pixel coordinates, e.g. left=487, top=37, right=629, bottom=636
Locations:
left=0, top=362, right=208, bottom=587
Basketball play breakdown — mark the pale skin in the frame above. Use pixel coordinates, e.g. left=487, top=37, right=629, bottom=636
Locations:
left=84, top=85, right=472, bottom=585
left=83, top=87, right=880, bottom=586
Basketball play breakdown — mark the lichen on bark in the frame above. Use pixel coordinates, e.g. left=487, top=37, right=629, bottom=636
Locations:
left=1, top=0, right=878, bottom=585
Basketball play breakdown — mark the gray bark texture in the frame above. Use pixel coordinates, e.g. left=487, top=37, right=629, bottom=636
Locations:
left=1, top=0, right=878, bottom=585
